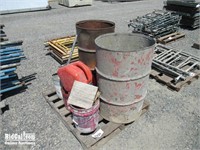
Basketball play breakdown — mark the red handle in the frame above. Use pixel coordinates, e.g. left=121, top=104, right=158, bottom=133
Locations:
left=73, top=61, right=92, bottom=83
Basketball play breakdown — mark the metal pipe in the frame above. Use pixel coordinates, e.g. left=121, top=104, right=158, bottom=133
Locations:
left=0, top=56, right=25, bottom=63
left=168, top=56, right=181, bottom=65
left=154, top=49, right=173, bottom=60
left=0, top=50, right=23, bottom=55
left=163, top=52, right=181, bottom=63
left=176, top=57, right=191, bottom=68
left=67, top=35, right=77, bottom=65
left=185, top=62, right=199, bottom=72
left=0, top=40, right=23, bottom=47
left=154, top=59, right=191, bottom=76
left=0, top=63, right=20, bottom=70
left=159, top=51, right=176, bottom=61
left=1, top=80, right=21, bottom=87
left=181, top=52, right=200, bottom=61
left=0, top=74, right=17, bottom=80
left=152, top=61, right=185, bottom=80
left=0, top=68, right=16, bottom=74
left=0, top=84, right=23, bottom=94
left=0, top=53, right=23, bottom=59
left=0, top=47, right=21, bottom=52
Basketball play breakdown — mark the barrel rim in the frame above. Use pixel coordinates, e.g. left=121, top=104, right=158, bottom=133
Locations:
left=95, top=33, right=156, bottom=52
left=76, top=19, right=115, bottom=31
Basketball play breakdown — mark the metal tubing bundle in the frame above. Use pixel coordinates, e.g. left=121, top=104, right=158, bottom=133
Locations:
left=128, top=10, right=181, bottom=38
left=0, top=34, right=25, bottom=94
left=164, top=0, right=200, bottom=29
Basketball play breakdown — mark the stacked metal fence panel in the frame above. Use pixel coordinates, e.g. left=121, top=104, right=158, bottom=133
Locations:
left=0, top=25, right=25, bottom=95
left=153, top=44, right=200, bottom=83
left=45, top=36, right=79, bottom=64
left=164, top=0, right=200, bottom=29
left=128, top=10, right=181, bottom=38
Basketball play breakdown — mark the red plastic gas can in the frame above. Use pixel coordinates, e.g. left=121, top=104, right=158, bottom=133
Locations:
left=57, top=61, right=93, bottom=107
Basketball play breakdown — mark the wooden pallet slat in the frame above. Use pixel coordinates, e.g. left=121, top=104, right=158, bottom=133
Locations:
left=54, top=100, right=65, bottom=108
left=157, top=32, right=185, bottom=44
left=49, top=94, right=59, bottom=102
left=43, top=90, right=149, bottom=150
left=150, top=68, right=200, bottom=91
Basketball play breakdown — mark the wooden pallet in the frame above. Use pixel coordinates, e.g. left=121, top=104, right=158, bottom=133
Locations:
left=43, top=90, right=150, bottom=150
left=192, top=43, right=200, bottom=50
left=150, top=69, right=200, bottom=91
left=48, top=48, right=79, bottom=64
left=45, top=36, right=79, bottom=64
left=157, top=32, right=185, bottom=44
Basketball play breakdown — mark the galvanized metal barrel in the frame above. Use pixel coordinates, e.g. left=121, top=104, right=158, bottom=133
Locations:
left=95, top=33, right=155, bottom=123
left=76, top=20, right=115, bottom=70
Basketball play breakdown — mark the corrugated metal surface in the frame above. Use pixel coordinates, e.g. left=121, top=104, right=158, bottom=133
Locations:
left=0, top=0, right=49, bottom=14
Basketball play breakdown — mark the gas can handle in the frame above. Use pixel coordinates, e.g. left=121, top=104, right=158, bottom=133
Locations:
left=73, top=61, right=93, bottom=83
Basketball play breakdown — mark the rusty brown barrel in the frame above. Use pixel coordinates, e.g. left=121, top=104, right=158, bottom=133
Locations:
left=95, top=33, right=155, bottom=123
left=76, top=20, right=115, bottom=70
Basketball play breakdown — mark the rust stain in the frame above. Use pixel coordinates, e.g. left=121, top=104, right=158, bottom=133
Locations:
left=113, top=91, right=118, bottom=96
left=123, top=53, right=130, bottom=59
left=126, top=82, right=131, bottom=89
left=131, top=61, right=135, bottom=65
left=135, top=82, right=142, bottom=89
left=145, top=49, right=154, bottom=63
left=138, top=49, right=154, bottom=65
left=130, top=67, right=138, bottom=72
left=135, top=95, right=142, bottom=99
left=110, top=54, right=121, bottom=77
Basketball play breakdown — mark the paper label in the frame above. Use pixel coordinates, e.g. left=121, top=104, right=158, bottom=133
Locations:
left=91, top=129, right=104, bottom=139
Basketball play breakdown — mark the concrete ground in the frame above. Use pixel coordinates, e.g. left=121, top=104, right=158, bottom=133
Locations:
left=0, top=0, right=199, bottom=150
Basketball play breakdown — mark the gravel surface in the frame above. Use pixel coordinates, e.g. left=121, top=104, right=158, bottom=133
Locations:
left=0, top=0, right=199, bottom=150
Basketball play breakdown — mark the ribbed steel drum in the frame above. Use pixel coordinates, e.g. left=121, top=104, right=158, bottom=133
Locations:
left=96, top=70, right=149, bottom=105
left=76, top=20, right=115, bottom=70
left=95, top=33, right=155, bottom=123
